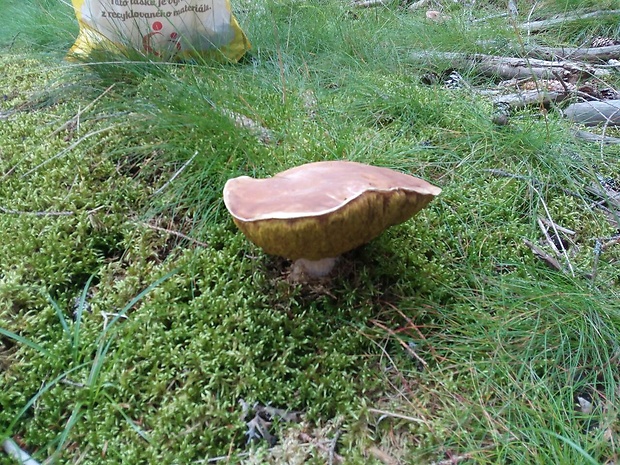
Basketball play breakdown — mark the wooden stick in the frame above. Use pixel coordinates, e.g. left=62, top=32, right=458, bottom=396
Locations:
left=408, top=51, right=594, bottom=81
left=407, top=0, right=430, bottom=10
left=538, top=217, right=575, bottom=236
left=492, top=89, right=567, bottom=110
left=352, top=0, right=388, bottom=8
left=519, top=10, right=620, bottom=33
left=138, top=222, right=209, bottom=248
left=2, top=439, right=40, bottom=465
left=573, top=129, right=620, bottom=144
left=524, top=44, right=620, bottom=63
left=523, top=239, right=564, bottom=272
left=563, top=100, right=620, bottom=126
left=50, top=84, right=115, bottom=138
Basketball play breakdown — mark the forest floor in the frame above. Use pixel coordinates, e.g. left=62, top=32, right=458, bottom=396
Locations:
left=1, top=0, right=620, bottom=464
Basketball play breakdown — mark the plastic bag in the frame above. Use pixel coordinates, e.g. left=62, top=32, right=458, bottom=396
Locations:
left=70, top=0, right=250, bottom=62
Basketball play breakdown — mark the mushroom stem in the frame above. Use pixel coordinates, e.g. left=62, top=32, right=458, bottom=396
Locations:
left=291, top=257, right=339, bottom=280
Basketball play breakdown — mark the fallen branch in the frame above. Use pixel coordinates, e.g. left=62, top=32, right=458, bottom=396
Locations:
left=519, top=10, right=620, bottom=33
left=563, top=100, right=620, bottom=126
left=492, top=89, right=567, bottom=110
left=408, top=51, right=594, bottom=81
left=351, top=0, right=387, bottom=8
left=584, top=182, right=620, bottom=210
left=524, top=44, right=620, bottom=63
left=573, top=129, right=620, bottom=144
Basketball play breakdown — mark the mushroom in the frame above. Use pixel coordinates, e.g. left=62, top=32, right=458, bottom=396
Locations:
left=223, top=161, right=441, bottom=279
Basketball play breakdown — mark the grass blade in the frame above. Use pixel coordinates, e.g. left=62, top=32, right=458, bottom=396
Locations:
left=0, top=328, right=49, bottom=357
left=73, top=274, right=95, bottom=359
left=46, top=293, right=71, bottom=340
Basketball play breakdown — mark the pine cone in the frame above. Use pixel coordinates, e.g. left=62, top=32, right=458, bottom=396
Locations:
left=519, top=79, right=574, bottom=92
left=443, top=71, right=464, bottom=89
left=591, top=36, right=620, bottom=48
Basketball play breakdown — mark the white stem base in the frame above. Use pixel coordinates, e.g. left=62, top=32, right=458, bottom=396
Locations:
left=290, top=257, right=338, bottom=281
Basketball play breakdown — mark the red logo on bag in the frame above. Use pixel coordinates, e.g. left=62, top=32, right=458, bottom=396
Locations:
left=143, top=22, right=181, bottom=56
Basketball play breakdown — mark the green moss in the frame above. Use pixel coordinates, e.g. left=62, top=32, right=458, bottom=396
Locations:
left=2, top=1, right=620, bottom=463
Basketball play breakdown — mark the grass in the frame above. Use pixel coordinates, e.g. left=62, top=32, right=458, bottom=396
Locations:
left=1, top=0, right=620, bottom=463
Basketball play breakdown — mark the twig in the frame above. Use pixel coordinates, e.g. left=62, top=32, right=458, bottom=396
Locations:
left=2, top=439, right=40, bottom=465
left=408, top=51, right=594, bottom=81
left=382, top=301, right=446, bottom=363
left=0, top=205, right=105, bottom=217
left=523, top=239, right=564, bottom=272
left=138, top=222, right=209, bottom=248
left=602, top=235, right=620, bottom=251
left=407, top=0, right=429, bottom=10
left=367, top=446, right=398, bottom=465
left=531, top=184, right=575, bottom=275
left=537, top=217, right=561, bottom=256
left=551, top=71, right=570, bottom=93
left=22, top=125, right=118, bottom=178
left=492, top=89, right=567, bottom=111
left=49, top=84, right=116, bottom=138
left=429, top=450, right=481, bottom=465
left=298, top=432, right=344, bottom=463
left=60, top=379, right=86, bottom=388
left=352, top=0, right=387, bottom=8
left=8, top=32, right=22, bottom=51
left=328, top=430, right=342, bottom=465
left=367, top=408, right=427, bottom=425
left=370, top=319, right=428, bottom=367
left=198, top=452, right=250, bottom=463
left=525, top=0, right=539, bottom=35
left=538, top=217, right=575, bottom=236
left=591, top=239, right=602, bottom=284
left=484, top=169, right=581, bottom=201
left=0, top=206, right=73, bottom=216
left=101, top=311, right=128, bottom=330
left=152, top=151, right=198, bottom=195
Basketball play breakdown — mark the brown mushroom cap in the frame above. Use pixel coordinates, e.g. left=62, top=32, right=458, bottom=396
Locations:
left=223, top=161, right=441, bottom=261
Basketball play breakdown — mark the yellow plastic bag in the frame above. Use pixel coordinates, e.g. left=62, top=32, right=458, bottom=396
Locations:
left=70, top=0, right=250, bottom=62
